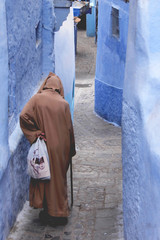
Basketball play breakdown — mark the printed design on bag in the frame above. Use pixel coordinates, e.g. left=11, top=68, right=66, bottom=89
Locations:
left=30, top=157, right=45, bottom=173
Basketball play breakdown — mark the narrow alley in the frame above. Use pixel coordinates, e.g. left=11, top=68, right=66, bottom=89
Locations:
left=7, top=30, right=123, bottom=240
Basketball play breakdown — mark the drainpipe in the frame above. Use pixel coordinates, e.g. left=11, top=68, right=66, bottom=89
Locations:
left=42, top=0, right=55, bottom=77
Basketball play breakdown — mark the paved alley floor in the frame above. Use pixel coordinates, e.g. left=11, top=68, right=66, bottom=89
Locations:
left=7, top=30, right=123, bottom=240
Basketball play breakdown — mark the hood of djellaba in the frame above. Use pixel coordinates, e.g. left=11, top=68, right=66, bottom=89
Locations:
left=38, top=72, right=64, bottom=98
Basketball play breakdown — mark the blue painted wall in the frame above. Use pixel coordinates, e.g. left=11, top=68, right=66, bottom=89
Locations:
left=0, top=1, right=44, bottom=240
left=6, top=0, right=43, bottom=135
left=95, top=0, right=129, bottom=126
left=54, top=7, right=75, bottom=117
left=0, top=1, right=75, bottom=239
left=0, top=0, right=9, bottom=181
left=122, top=1, right=160, bottom=239
left=0, top=137, right=30, bottom=240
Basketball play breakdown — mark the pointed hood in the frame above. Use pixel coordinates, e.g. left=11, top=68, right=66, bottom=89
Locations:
left=38, top=72, right=64, bottom=98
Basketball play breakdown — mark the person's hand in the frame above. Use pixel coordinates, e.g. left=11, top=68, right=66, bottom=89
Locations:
left=37, top=133, right=47, bottom=142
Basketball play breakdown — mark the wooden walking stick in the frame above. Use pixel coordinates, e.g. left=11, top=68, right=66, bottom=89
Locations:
left=70, top=157, right=73, bottom=208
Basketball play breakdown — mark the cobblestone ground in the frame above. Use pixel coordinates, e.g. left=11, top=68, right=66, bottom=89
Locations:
left=7, top=30, right=123, bottom=240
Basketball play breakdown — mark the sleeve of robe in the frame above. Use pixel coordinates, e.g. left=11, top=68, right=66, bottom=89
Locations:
left=20, top=96, right=41, bottom=144
left=65, top=104, right=76, bottom=157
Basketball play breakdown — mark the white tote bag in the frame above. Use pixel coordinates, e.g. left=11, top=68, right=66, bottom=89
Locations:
left=27, top=137, right=51, bottom=180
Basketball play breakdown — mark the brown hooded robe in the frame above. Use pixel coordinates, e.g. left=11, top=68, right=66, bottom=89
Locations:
left=20, top=72, right=76, bottom=217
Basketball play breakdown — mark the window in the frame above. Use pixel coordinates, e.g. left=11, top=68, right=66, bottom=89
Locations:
left=35, top=21, right=41, bottom=48
left=111, top=7, right=119, bottom=38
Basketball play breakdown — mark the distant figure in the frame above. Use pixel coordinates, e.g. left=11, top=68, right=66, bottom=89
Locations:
left=20, top=72, right=76, bottom=226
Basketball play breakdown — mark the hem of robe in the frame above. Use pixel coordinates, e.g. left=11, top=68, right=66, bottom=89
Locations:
left=29, top=202, right=69, bottom=217
left=47, top=210, right=69, bottom=217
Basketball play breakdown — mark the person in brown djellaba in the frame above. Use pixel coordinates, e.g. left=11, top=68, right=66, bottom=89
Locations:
left=20, top=72, right=76, bottom=226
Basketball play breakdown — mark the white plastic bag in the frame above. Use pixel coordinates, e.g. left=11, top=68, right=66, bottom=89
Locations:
left=27, top=137, right=51, bottom=180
